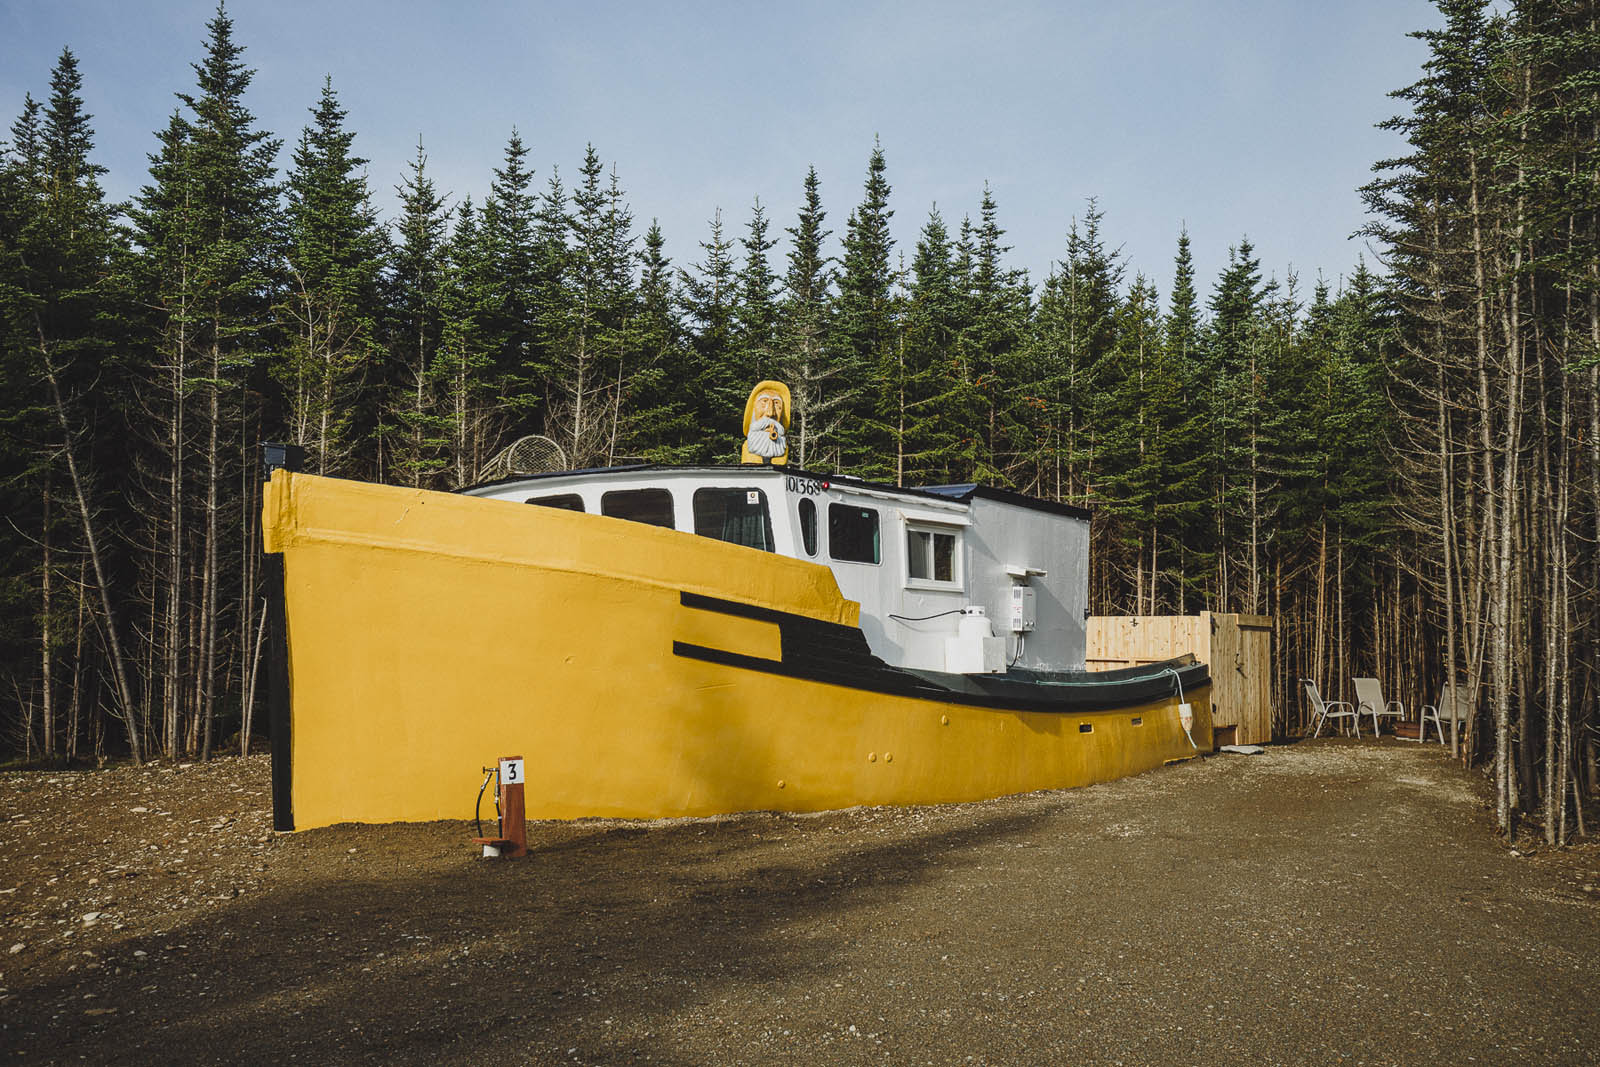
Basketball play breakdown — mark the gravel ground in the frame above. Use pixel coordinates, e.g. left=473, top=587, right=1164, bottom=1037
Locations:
left=2, top=740, right=1598, bottom=1065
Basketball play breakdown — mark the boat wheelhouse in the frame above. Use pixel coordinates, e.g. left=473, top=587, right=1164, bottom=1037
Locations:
left=466, top=465, right=1090, bottom=677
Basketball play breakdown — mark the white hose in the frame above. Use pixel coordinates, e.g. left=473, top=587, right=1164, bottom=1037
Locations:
left=1163, top=666, right=1198, bottom=750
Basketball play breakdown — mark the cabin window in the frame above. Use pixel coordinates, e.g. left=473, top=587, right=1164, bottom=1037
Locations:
left=906, top=525, right=960, bottom=586
left=693, top=488, right=774, bottom=551
left=829, top=503, right=880, bottom=564
left=798, top=498, right=818, bottom=556
left=526, top=493, right=584, bottom=512
left=601, top=488, right=675, bottom=529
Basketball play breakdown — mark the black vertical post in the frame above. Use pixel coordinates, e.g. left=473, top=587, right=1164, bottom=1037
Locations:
left=262, top=442, right=305, bottom=831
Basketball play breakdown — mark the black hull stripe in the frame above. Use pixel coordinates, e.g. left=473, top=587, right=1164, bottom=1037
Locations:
left=675, top=591, right=1209, bottom=715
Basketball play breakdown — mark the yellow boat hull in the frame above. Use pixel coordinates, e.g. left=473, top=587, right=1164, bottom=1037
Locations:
left=263, top=472, right=1212, bottom=829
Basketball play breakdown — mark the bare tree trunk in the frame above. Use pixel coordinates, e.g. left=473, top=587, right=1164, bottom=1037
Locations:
left=164, top=311, right=186, bottom=761
left=454, top=346, right=469, bottom=489
left=1336, top=532, right=1346, bottom=704
left=40, top=466, right=53, bottom=759
left=1438, top=347, right=1461, bottom=756
left=39, top=349, right=143, bottom=764
left=1549, top=376, right=1572, bottom=844
left=896, top=332, right=906, bottom=487
left=199, top=341, right=221, bottom=762
left=67, top=557, right=85, bottom=762
left=1540, top=288, right=1561, bottom=843
left=1247, top=337, right=1261, bottom=616
left=1466, top=142, right=1502, bottom=802
left=236, top=413, right=255, bottom=753
left=1314, top=518, right=1327, bottom=690
left=412, top=313, right=428, bottom=486
left=241, top=596, right=267, bottom=757
left=609, top=333, right=626, bottom=467
left=571, top=300, right=588, bottom=466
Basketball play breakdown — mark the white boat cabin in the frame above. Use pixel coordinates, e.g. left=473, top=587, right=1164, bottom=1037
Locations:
left=466, top=465, right=1090, bottom=675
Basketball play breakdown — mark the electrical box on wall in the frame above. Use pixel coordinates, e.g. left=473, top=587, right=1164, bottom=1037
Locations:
left=1008, top=585, right=1036, bottom=633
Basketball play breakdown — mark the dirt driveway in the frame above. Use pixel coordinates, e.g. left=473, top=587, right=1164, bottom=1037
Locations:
left=3, top=741, right=1598, bottom=1065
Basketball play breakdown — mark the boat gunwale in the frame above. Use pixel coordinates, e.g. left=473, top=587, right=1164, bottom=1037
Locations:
left=677, top=590, right=1209, bottom=715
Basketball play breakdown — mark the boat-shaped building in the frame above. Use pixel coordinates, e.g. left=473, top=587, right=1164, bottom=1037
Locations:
left=262, top=386, right=1211, bottom=830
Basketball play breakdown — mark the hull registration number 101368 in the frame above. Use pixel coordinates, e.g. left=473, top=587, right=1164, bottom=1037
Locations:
left=785, top=476, right=824, bottom=496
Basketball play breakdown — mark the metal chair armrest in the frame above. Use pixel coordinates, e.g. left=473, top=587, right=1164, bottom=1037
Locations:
left=1326, top=700, right=1354, bottom=712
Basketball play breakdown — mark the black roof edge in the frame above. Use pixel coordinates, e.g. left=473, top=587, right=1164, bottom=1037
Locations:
left=463, top=463, right=1093, bottom=520
left=922, top=483, right=1093, bottom=521
left=464, top=463, right=659, bottom=494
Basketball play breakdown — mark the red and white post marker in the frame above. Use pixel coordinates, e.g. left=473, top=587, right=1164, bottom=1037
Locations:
left=497, top=755, right=527, bottom=857
left=474, top=755, right=528, bottom=858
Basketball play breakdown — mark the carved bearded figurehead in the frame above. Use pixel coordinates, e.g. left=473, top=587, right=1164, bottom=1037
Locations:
left=740, top=381, right=792, bottom=465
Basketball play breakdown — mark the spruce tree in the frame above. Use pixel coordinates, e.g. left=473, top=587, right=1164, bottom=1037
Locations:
left=1203, top=238, right=1265, bottom=609
left=0, top=99, right=43, bottom=748
left=1159, top=228, right=1209, bottom=612
left=890, top=209, right=955, bottom=485
left=436, top=196, right=497, bottom=486
left=833, top=141, right=896, bottom=473
left=1, top=50, right=144, bottom=761
left=1093, top=275, right=1167, bottom=613
left=170, top=3, right=282, bottom=760
left=550, top=145, right=636, bottom=466
left=777, top=166, right=836, bottom=468
left=898, top=207, right=983, bottom=485
left=623, top=221, right=698, bottom=462
left=1319, top=263, right=1392, bottom=553
left=480, top=131, right=541, bottom=437
left=919, top=212, right=988, bottom=484
left=1241, top=268, right=1299, bottom=615
left=1027, top=201, right=1122, bottom=503
left=958, top=185, right=1031, bottom=485
left=734, top=197, right=780, bottom=382
left=677, top=210, right=740, bottom=458
left=599, top=165, right=647, bottom=464
left=126, top=109, right=202, bottom=761
left=278, top=77, right=384, bottom=476
left=529, top=165, right=571, bottom=428
left=384, top=140, right=452, bottom=487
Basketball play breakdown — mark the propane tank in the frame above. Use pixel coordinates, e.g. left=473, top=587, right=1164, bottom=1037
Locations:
left=945, top=606, right=1005, bottom=674
left=958, top=605, right=993, bottom=640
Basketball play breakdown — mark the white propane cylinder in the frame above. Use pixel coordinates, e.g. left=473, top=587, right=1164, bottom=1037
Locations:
left=959, top=606, right=993, bottom=641
left=946, top=607, right=1006, bottom=674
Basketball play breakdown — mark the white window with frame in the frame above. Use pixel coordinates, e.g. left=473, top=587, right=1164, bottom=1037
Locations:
left=904, top=521, right=962, bottom=590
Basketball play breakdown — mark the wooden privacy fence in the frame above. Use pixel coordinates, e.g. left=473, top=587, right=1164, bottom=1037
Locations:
left=1087, top=613, right=1274, bottom=746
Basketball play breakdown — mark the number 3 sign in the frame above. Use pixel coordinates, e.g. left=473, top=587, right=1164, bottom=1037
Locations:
left=499, top=757, right=525, bottom=785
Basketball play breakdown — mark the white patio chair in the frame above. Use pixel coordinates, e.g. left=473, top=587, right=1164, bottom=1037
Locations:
left=1419, top=680, right=1469, bottom=745
left=1302, top=678, right=1359, bottom=738
left=1352, top=677, right=1406, bottom=737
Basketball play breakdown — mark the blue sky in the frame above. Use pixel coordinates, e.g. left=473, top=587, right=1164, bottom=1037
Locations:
left=2, top=0, right=1434, bottom=303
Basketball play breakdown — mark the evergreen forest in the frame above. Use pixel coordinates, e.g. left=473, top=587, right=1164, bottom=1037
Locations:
left=2, top=1, right=1596, bottom=843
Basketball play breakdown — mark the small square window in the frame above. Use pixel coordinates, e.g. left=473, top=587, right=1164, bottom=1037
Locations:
left=829, top=503, right=880, bottom=564
left=906, top=525, right=959, bottom=586
left=527, top=493, right=584, bottom=512
left=601, top=488, right=674, bottom=528
left=693, top=488, right=774, bottom=551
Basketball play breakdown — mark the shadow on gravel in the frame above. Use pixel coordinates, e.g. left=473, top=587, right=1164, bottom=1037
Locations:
left=12, top=803, right=1056, bottom=1064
